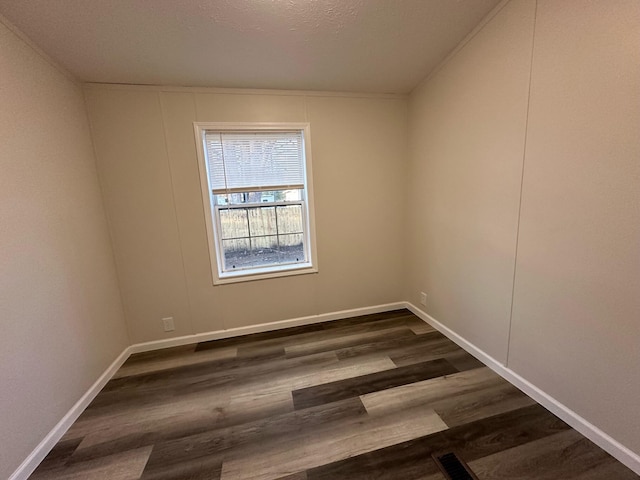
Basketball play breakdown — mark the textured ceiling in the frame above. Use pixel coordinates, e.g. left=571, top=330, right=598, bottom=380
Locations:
left=0, top=0, right=501, bottom=93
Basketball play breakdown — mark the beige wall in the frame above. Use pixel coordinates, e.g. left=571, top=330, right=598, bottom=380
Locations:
left=406, top=0, right=536, bottom=363
left=84, top=86, right=408, bottom=343
left=509, top=0, right=640, bottom=454
left=0, top=19, right=129, bottom=479
left=407, top=0, right=639, bottom=458
left=4, top=0, right=637, bottom=475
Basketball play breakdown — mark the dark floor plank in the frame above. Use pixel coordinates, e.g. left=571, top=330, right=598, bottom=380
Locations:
left=141, top=460, right=222, bottom=480
left=31, top=437, right=82, bottom=473
left=29, top=311, right=638, bottom=480
left=140, top=397, right=368, bottom=478
left=219, top=402, right=447, bottom=480
left=319, top=309, right=411, bottom=329
left=469, top=429, right=639, bottom=480
left=276, top=473, right=307, bottom=480
left=114, top=345, right=237, bottom=379
left=386, top=338, right=461, bottom=367
left=125, top=344, right=197, bottom=364
left=68, top=354, right=392, bottom=464
left=285, top=326, right=417, bottom=358
left=101, top=319, right=412, bottom=397
left=195, top=323, right=326, bottom=352
left=335, top=330, right=454, bottom=361
left=30, top=446, right=153, bottom=480
left=67, top=414, right=223, bottom=466
left=292, top=358, right=458, bottom=410
left=87, top=350, right=340, bottom=413
left=442, top=350, right=485, bottom=372
left=306, top=404, right=570, bottom=480
left=236, top=344, right=286, bottom=361
left=194, top=309, right=412, bottom=353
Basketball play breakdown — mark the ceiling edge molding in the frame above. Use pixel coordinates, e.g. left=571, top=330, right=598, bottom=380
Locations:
left=82, top=82, right=409, bottom=100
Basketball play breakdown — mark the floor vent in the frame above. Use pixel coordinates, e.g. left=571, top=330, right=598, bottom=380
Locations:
left=432, top=452, right=479, bottom=480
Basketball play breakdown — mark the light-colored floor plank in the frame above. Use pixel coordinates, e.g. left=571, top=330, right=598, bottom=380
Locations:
left=435, top=382, right=536, bottom=427
left=220, top=404, right=448, bottom=480
left=234, top=354, right=397, bottom=400
left=276, top=473, right=308, bottom=480
left=72, top=405, right=225, bottom=452
left=71, top=353, right=394, bottom=449
left=361, top=367, right=498, bottom=415
left=113, top=346, right=237, bottom=379
left=30, top=311, right=638, bottom=480
left=285, top=326, right=415, bottom=357
left=362, top=367, right=534, bottom=428
left=140, top=397, right=368, bottom=478
left=404, top=317, right=436, bottom=335
left=389, top=340, right=461, bottom=367
left=225, top=390, right=294, bottom=424
left=66, top=389, right=230, bottom=441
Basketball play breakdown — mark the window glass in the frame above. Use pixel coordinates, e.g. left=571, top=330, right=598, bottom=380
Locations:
left=276, top=205, right=304, bottom=234
left=219, top=209, right=249, bottom=239
left=197, top=125, right=316, bottom=283
left=248, top=206, right=277, bottom=236
left=214, top=189, right=303, bottom=206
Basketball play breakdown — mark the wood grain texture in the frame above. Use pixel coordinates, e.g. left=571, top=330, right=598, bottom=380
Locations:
left=141, top=397, right=368, bottom=479
left=29, top=310, right=638, bottom=479
left=468, top=429, right=640, bottom=480
left=113, top=345, right=237, bottom=379
left=361, top=367, right=500, bottom=415
left=306, top=404, right=572, bottom=480
left=220, top=404, right=448, bottom=480
left=31, top=447, right=153, bottom=480
left=292, top=358, right=458, bottom=410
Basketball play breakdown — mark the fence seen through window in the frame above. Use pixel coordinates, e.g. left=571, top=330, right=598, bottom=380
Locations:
left=214, top=189, right=306, bottom=271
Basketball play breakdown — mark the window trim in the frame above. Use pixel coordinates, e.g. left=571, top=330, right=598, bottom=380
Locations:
left=194, top=122, right=318, bottom=285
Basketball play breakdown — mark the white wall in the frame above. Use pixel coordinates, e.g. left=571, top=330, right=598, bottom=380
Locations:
left=0, top=19, right=129, bottom=479
left=84, top=86, right=408, bottom=343
left=407, top=0, right=640, bottom=459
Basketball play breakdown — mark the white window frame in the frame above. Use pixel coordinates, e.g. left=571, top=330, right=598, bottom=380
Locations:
left=194, top=122, right=318, bottom=285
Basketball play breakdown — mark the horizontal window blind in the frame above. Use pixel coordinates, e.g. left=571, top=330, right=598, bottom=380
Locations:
left=205, top=131, right=305, bottom=193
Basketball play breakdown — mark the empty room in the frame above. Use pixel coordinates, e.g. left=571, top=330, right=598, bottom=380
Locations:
left=1, top=0, right=638, bottom=479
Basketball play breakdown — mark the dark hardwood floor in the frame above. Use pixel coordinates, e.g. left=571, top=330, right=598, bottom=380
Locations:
left=29, top=310, right=638, bottom=479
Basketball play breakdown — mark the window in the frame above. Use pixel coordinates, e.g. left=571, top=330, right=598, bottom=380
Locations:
left=194, top=123, right=317, bottom=284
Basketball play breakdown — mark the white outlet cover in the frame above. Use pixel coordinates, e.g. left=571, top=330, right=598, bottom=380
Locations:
left=419, top=292, right=428, bottom=306
left=162, top=317, right=175, bottom=332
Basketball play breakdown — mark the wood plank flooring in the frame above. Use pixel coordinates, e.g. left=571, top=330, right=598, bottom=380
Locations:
left=29, top=310, right=638, bottom=480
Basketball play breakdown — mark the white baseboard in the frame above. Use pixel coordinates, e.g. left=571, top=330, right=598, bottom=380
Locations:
left=404, top=301, right=640, bottom=476
left=129, top=302, right=406, bottom=354
left=13, top=301, right=639, bottom=478
left=9, top=302, right=406, bottom=479
left=9, top=346, right=133, bottom=480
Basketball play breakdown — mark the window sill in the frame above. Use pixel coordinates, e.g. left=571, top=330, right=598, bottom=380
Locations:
left=213, top=264, right=318, bottom=285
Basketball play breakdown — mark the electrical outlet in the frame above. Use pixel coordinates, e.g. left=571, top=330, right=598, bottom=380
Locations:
left=419, top=292, right=428, bottom=306
left=162, top=317, right=175, bottom=332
